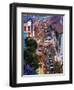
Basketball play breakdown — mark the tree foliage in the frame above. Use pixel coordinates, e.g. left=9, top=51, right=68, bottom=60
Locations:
left=24, top=38, right=39, bottom=71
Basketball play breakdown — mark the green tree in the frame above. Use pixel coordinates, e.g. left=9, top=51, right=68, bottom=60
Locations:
left=26, top=38, right=37, bottom=49
left=24, top=38, right=39, bottom=70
